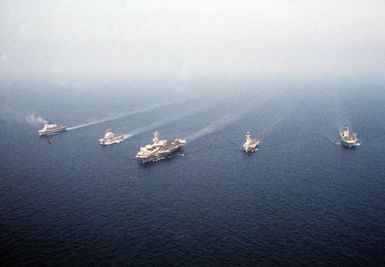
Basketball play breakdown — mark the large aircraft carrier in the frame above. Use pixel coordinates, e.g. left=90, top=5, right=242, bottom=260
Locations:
left=136, top=131, right=186, bottom=163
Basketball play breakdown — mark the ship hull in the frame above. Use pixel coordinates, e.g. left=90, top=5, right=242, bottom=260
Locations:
left=137, top=145, right=184, bottom=163
left=99, top=137, right=126, bottom=146
left=38, top=128, right=66, bottom=136
left=243, top=147, right=257, bottom=153
left=342, top=140, right=357, bottom=148
left=243, top=141, right=260, bottom=153
left=340, top=134, right=358, bottom=148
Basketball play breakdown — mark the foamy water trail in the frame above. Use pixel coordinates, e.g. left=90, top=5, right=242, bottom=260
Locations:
left=67, top=113, right=128, bottom=130
left=255, top=100, right=299, bottom=140
left=187, top=113, right=247, bottom=142
left=25, top=114, right=48, bottom=127
left=330, top=92, right=353, bottom=132
left=126, top=107, right=203, bottom=138
left=67, top=101, right=184, bottom=131
left=257, top=113, right=286, bottom=139
left=185, top=99, right=270, bottom=142
left=124, top=96, right=251, bottom=141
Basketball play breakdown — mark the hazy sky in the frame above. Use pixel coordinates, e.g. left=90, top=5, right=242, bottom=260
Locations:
left=0, top=0, right=384, bottom=80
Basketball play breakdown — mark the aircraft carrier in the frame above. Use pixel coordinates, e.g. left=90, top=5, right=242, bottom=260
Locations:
left=136, top=131, right=186, bottom=163
left=99, top=129, right=127, bottom=145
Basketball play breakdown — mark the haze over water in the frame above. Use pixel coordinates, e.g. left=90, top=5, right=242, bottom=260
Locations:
left=1, top=0, right=385, bottom=266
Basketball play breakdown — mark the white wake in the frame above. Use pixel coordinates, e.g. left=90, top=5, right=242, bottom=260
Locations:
left=187, top=113, right=247, bottom=142
left=66, top=101, right=183, bottom=131
left=67, top=113, right=128, bottom=130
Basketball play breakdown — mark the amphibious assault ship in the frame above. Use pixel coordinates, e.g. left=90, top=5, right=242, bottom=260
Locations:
left=38, top=122, right=66, bottom=136
left=340, top=127, right=358, bottom=148
left=242, top=132, right=260, bottom=152
left=136, top=131, right=186, bottom=163
left=99, top=129, right=127, bottom=145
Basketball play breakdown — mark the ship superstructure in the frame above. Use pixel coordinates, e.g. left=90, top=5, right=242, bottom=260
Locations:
left=340, top=127, right=358, bottom=148
left=136, top=131, right=186, bottom=163
left=99, top=129, right=127, bottom=145
left=38, top=122, right=66, bottom=136
left=242, top=132, right=260, bottom=152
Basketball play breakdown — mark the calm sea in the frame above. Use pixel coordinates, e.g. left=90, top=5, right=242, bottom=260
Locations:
left=1, top=79, right=384, bottom=266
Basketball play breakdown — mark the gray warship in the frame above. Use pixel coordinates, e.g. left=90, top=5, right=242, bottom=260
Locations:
left=99, top=129, right=127, bottom=145
left=38, top=122, right=66, bottom=136
left=136, top=131, right=186, bottom=163
left=340, top=127, right=358, bottom=148
left=242, top=132, right=260, bottom=152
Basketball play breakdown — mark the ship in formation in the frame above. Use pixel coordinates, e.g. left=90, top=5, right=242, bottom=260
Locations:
left=242, top=132, right=260, bottom=152
left=340, top=127, right=358, bottom=148
left=38, top=122, right=66, bottom=136
left=136, top=131, right=186, bottom=163
left=99, top=129, right=127, bottom=145
left=36, top=119, right=361, bottom=157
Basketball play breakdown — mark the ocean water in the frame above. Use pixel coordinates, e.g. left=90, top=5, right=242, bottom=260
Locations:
left=1, top=79, right=385, bottom=266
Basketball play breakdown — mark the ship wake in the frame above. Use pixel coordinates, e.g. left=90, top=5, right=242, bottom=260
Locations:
left=187, top=113, right=246, bottom=142
left=126, top=107, right=203, bottom=139
left=67, top=113, right=128, bottom=131
left=67, top=102, right=182, bottom=131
